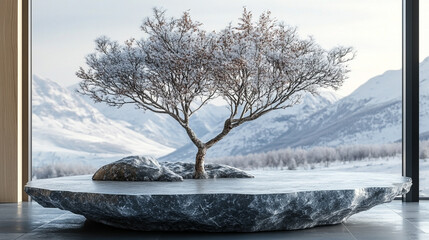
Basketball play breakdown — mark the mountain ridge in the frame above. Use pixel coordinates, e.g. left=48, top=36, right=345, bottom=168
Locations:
left=161, top=57, right=429, bottom=161
left=33, top=56, right=429, bottom=165
left=32, top=75, right=174, bottom=167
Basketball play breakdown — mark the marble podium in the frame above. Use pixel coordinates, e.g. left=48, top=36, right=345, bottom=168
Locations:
left=25, top=171, right=411, bottom=232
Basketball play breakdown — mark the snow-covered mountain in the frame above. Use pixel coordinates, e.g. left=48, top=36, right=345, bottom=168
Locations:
left=65, top=76, right=341, bottom=162
left=160, top=91, right=341, bottom=161
left=162, top=57, right=429, bottom=161
left=70, top=85, right=230, bottom=148
left=32, top=75, right=174, bottom=167
left=33, top=57, right=429, bottom=164
left=267, top=57, right=429, bottom=149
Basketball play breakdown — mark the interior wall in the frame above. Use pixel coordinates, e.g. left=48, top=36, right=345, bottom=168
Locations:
left=0, top=0, right=29, bottom=203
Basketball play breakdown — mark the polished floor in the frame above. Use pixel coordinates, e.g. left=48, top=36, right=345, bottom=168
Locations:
left=1, top=201, right=429, bottom=240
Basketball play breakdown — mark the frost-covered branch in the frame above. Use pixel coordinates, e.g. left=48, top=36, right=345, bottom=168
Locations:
left=77, top=7, right=354, bottom=178
left=212, top=9, right=354, bottom=132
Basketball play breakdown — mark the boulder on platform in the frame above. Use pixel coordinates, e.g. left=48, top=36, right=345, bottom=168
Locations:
left=92, top=156, right=183, bottom=181
left=92, top=155, right=254, bottom=181
left=162, top=161, right=254, bottom=179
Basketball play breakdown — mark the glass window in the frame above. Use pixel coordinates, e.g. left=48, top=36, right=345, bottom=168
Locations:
left=32, top=0, right=403, bottom=182
left=420, top=0, right=429, bottom=197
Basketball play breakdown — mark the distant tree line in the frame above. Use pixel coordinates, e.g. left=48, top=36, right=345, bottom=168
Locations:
left=32, top=162, right=96, bottom=180
left=32, top=140, right=429, bottom=179
left=212, top=141, right=429, bottom=170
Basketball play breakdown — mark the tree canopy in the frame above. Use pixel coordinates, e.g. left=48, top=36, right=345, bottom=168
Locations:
left=77, top=8, right=354, bottom=178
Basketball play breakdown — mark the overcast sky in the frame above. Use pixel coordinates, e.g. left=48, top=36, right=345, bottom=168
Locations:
left=32, top=0, right=429, bottom=97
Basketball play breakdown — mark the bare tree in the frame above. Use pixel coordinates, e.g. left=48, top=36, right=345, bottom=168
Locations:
left=77, top=8, right=354, bottom=179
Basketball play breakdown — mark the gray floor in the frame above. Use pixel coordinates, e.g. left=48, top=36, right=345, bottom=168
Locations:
left=1, top=201, right=429, bottom=240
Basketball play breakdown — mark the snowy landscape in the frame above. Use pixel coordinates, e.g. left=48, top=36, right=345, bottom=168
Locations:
left=32, top=56, right=429, bottom=194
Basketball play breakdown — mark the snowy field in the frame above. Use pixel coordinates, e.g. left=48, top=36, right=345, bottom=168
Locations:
left=285, top=156, right=429, bottom=197
left=32, top=154, right=429, bottom=197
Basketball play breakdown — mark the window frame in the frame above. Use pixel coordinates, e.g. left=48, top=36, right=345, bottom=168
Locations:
left=24, top=0, right=421, bottom=201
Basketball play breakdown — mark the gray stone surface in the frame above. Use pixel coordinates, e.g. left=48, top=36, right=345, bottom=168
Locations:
left=25, top=171, right=411, bottom=232
left=92, top=156, right=253, bottom=181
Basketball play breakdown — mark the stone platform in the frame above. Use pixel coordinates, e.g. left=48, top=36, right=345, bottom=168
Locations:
left=25, top=171, right=411, bottom=232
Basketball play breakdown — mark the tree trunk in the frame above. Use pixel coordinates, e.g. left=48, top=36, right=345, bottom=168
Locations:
left=193, top=147, right=208, bottom=179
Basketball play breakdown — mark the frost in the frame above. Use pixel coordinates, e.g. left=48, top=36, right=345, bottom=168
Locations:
left=77, top=8, right=353, bottom=176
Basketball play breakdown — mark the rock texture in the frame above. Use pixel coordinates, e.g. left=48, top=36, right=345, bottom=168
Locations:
left=92, top=156, right=254, bottom=181
left=92, top=156, right=182, bottom=181
left=25, top=171, right=411, bottom=232
left=162, top=161, right=254, bottom=179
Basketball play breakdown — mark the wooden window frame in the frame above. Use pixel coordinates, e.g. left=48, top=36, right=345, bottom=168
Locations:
left=0, top=0, right=29, bottom=203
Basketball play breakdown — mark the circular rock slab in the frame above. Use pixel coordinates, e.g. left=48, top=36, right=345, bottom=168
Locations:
left=25, top=171, right=411, bottom=232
